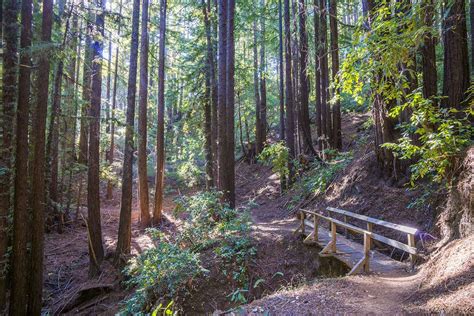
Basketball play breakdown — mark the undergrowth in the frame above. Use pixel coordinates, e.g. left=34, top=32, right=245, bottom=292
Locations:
left=122, top=191, right=256, bottom=314
left=288, top=150, right=353, bottom=209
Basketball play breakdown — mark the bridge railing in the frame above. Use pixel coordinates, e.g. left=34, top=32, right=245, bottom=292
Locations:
left=295, top=207, right=418, bottom=275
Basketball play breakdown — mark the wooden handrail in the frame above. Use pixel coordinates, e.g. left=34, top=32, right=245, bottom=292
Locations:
left=298, top=207, right=418, bottom=274
left=326, top=207, right=418, bottom=235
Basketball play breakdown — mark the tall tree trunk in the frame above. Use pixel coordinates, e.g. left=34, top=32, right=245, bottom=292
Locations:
left=278, top=0, right=285, bottom=141
left=78, top=29, right=92, bottom=164
left=329, top=0, right=342, bottom=149
left=46, top=8, right=71, bottom=231
left=225, top=0, right=236, bottom=207
left=2, top=0, right=18, bottom=310
left=314, top=0, right=322, bottom=150
left=217, top=0, right=228, bottom=194
left=259, top=0, right=267, bottom=152
left=203, top=0, right=215, bottom=188
left=107, top=0, right=122, bottom=200
left=442, top=0, right=470, bottom=110
left=421, top=0, right=437, bottom=100
left=106, top=37, right=112, bottom=133
left=87, top=0, right=106, bottom=277
left=291, top=0, right=300, bottom=155
left=210, top=0, right=219, bottom=184
left=284, top=0, right=296, bottom=182
left=28, top=0, right=53, bottom=312
left=153, top=0, right=167, bottom=224
left=471, top=0, right=474, bottom=74
left=253, top=17, right=261, bottom=155
left=319, top=0, right=330, bottom=149
left=298, top=0, right=316, bottom=155
left=116, top=0, right=140, bottom=262
left=138, top=0, right=151, bottom=228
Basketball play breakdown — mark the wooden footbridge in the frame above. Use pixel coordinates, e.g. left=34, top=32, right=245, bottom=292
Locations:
left=294, top=207, right=418, bottom=276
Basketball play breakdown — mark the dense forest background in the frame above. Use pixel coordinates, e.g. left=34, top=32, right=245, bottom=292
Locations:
left=0, top=0, right=472, bottom=314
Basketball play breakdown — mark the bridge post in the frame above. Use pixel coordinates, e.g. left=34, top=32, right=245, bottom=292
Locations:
left=363, top=232, right=371, bottom=272
left=367, top=223, right=373, bottom=249
left=330, top=222, right=337, bottom=253
left=301, top=212, right=305, bottom=235
left=313, top=215, right=319, bottom=242
left=407, top=233, right=415, bottom=264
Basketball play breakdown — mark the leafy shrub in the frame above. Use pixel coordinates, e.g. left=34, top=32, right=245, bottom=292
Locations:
left=124, top=237, right=206, bottom=313
left=123, top=191, right=256, bottom=313
left=257, top=141, right=289, bottom=180
left=382, top=91, right=473, bottom=185
left=288, top=152, right=353, bottom=208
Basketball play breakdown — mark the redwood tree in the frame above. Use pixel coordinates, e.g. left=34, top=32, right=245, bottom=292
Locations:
left=254, top=16, right=262, bottom=155
left=225, top=0, right=236, bottom=207
left=116, top=0, right=140, bottom=262
left=29, top=0, right=53, bottom=312
left=3, top=0, right=18, bottom=310
left=138, top=0, right=151, bottom=228
left=298, top=0, right=316, bottom=155
left=203, top=0, right=215, bottom=188
left=154, top=0, right=168, bottom=223
left=284, top=0, right=296, bottom=182
left=278, top=0, right=285, bottom=141
left=217, top=0, right=228, bottom=195
left=329, top=0, right=342, bottom=149
left=442, top=0, right=470, bottom=110
left=87, top=0, right=106, bottom=277
left=259, top=0, right=267, bottom=153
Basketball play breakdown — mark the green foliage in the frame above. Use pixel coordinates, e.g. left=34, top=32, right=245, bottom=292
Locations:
left=124, top=236, right=205, bottom=313
left=257, top=142, right=289, bottom=180
left=382, top=91, right=473, bottom=185
left=123, top=191, right=256, bottom=313
left=340, top=1, right=429, bottom=109
left=288, top=152, right=353, bottom=209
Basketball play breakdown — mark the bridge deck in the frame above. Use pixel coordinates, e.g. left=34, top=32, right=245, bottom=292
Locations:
left=303, top=226, right=411, bottom=276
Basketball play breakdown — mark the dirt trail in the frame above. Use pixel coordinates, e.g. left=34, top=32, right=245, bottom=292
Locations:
left=235, top=161, right=421, bottom=315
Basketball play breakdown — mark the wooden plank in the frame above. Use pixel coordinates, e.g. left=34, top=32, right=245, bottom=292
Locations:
left=327, top=207, right=418, bottom=235
left=303, top=219, right=417, bottom=255
left=371, top=232, right=417, bottom=255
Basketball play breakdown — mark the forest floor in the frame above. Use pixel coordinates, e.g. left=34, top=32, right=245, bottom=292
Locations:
left=44, top=113, right=473, bottom=315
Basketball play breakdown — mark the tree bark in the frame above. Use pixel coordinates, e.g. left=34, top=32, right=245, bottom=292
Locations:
left=442, top=0, right=470, bottom=110
left=278, top=0, right=285, bottom=141
left=116, top=0, right=140, bottom=262
left=253, top=17, right=261, bottom=155
left=28, top=0, right=53, bottom=312
left=298, top=0, right=316, bottom=155
left=259, top=0, right=267, bottom=153
left=153, top=0, right=167, bottom=224
left=329, top=0, right=342, bottom=149
left=78, top=29, right=92, bottom=164
left=225, top=0, right=236, bottom=207
left=319, top=0, right=331, bottom=149
left=87, top=0, right=106, bottom=277
left=2, top=0, right=19, bottom=311
left=203, top=0, right=215, bottom=188
left=284, top=0, right=296, bottom=182
left=107, top=0, right=122, bottom=200
left=314, top=0, right=322, bottom=150
left=217, top=0, right=228, bottom=194
left=138, top=0, right=151, bottom=228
